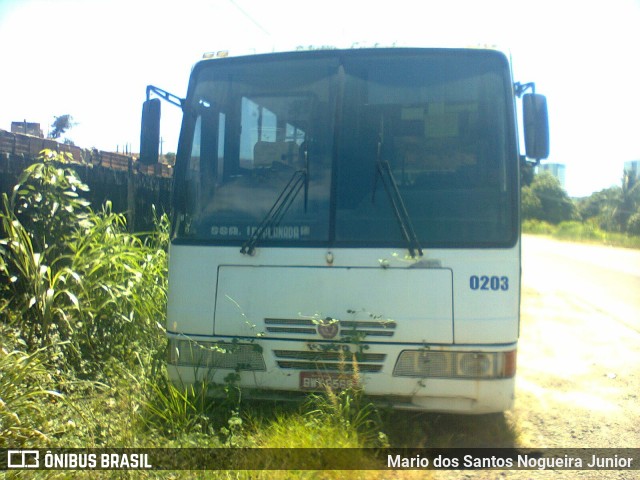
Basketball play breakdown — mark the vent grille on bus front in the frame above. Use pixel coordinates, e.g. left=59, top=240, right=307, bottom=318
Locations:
left=272, top=350, right=386, bottom=372
left=264, top=318, right=397, bottom=338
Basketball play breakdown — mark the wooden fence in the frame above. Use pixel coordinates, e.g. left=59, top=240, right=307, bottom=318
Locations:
left=0, top=129, right=172, bottom=232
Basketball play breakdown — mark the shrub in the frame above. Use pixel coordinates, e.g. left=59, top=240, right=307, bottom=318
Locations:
left=524, top=172, right=579, bottom=224
left=0, top=325, right=62, bottom=447
left=554, top=221, right=604, bottom=241
left=0, top=150, right=168, bottom=377
left=627, top=211, right=640, bottom=236
left=521, top=219, right=554, bottom=235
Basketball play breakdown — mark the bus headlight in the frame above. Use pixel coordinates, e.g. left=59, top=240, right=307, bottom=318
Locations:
left=168, top=338, right=266, bottom=371
left=457, top=352, right=493, bottom=377
left=393, top=350, right=516, bottom=379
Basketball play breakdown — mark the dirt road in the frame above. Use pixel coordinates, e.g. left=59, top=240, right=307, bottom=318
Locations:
left=517, top=235, right=640, bottom=449
left=425, top=236, right=640, bottom=480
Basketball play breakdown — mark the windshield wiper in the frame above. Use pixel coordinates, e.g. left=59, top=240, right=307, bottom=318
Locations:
left=372, top=154, right=423, bottom=258
left=240, top=168, right=308, bottom=255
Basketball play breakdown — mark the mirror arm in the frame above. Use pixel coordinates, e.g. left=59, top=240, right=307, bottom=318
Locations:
left=146, top=85, right=184, bottom=109
left=520, top=154, right=541, bottom=168
left=514, top=81, right=535, bottom=98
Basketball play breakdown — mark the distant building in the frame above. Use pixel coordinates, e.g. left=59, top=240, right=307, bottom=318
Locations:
left=538, top=163, right=566, bottom=189
left=624, top=160, right=640, bottom=180
left=11, top=121, right=43, bottom=138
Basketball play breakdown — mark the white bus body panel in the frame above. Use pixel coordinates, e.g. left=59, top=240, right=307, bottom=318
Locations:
left=167, top=243, right=519, bottom=413
left=167, top=244, right=519, bottom=344
left=215, top=266, right=453, bottom=343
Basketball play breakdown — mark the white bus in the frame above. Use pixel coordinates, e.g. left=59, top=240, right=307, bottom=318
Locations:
left=141, top=47, right=549, bottom=414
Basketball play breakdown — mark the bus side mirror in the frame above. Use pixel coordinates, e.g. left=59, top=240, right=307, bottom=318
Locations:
left=523, top=93, right=550, bottom=161
left=140, top=98, right=161, bottom=164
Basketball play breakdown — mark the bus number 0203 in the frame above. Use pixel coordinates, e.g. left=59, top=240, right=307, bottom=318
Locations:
left=469, top=275, right=509, bottom=291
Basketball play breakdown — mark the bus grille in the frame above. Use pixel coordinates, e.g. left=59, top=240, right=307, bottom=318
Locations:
left=264, top=318, right=397, bottom=338
left=273, top=350, right=386, bottom=372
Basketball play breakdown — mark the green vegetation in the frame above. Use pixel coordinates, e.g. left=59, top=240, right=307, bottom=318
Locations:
left=522, top=219, right=640, bottom=249
left=50, top=114, right=76, bottom=140
left=522, top=169, right=640, bottom=248
left=1, top=151, right=167, bottom=376
left=521, top=172, right=578, bottom=225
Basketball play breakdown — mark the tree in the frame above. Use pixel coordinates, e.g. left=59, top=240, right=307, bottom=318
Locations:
left=523, top=172, right=578, bottom=224
left=579, top=170, right=640, bottom=233
left=520, top=160, right=536, bottom=188
left=577, top=186, right=621, bottom=231
left=50, top=114, right=76, bottom=140
left=521, top=184, right=543, bottom=220
left=163, top=152, right=176, bottom=165
left=612, top=170, right=640, bottom=232
left=578, top=186, right=619, bottom=220
left=627, top=210, right=640, bottom=236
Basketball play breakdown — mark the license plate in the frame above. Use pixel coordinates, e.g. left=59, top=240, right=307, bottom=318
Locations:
left=299, top=371, right=356, bottom=391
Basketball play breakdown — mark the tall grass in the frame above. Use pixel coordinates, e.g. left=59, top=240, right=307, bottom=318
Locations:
left=141, top=374, right=219, bottom=439
left=0, top=151, right=254, bottom=452
left=522, top=219, right=640, bottom=248
left=0, top=327, right=62, bottom=447
left=304, top=356, right=387, bottom=448
left=0, top=150, right=168, bottom=377
left=0, top=151, right=170, bottom=448
left=64, top=203, right=168, bottom=376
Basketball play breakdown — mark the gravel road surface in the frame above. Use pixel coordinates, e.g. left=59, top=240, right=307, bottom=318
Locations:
left=432, top=236, right=640, bottom=480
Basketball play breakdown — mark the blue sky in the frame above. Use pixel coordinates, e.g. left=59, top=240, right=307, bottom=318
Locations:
left=0, top=0, right=639, bottom=197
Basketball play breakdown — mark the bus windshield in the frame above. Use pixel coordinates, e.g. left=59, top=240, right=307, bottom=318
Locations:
left=175, top=49, right=517, bottom=248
